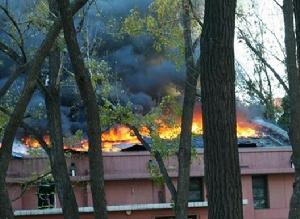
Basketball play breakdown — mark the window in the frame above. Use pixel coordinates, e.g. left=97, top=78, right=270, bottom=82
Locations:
left=37, top=180, right=55, bottom=209
left=156, top=216, right=197, bottom=219
left=69, top=162, right=77, bottom=176
left=189, top=178, right=204, bottom=202
left=252, top=175, right=269, bottom=209
left=158, top=190, right=166, bottom=203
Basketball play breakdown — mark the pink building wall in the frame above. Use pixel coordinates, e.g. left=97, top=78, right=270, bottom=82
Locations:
left=7, top=147, right=294, bottom=219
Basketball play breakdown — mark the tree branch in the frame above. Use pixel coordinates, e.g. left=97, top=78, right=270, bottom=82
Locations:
left=0, top=106, right=50, bottom=154
left=127, top=124, right=177, bottom=202
left=37, top=78, right=54, bottom=100
left=238, top=28, right=289, bottom=93
left=11, top=170, right=51, bottom=202
left=236, top=61, right=268, bottom=103
left=0, top=64, right=27, bottom=98
left=0, top=1, right=88, bottom=218
left=188, top=0, right=203, bottom=28
left=0, top=4, right=26, bottom=62
left=272, top=0, right=283, bottom=8
left=0, top=41, right=23, bottom=64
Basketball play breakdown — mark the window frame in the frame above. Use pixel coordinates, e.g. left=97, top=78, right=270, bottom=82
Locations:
left=188, top=177, right=204, bottom=202
left=252, top=175, right=269, bottom=209
left=37, top=181, right=56, bottom=209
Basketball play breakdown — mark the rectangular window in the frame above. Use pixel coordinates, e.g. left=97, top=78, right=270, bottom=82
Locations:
left=252, top=175, right=269, bottom=209
left=189, top=177, right=204, bottom=202
left=38, top=181, right=55, bottom=209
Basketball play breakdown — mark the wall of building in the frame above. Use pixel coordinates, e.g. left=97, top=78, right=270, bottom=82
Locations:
left=14, top=208, right=207, bottom=219
left=7, top=148, right=295, bottom=219
left=10, top=173, right=294, bottom=219
left=253, top=174, right=293, bottom=219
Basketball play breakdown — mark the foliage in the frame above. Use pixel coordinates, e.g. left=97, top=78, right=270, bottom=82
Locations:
left=0, top=110, right=9, bottom=139
left=147, top=159, right=164, bottom=186
left=277, top=95, right=290, bottom=131
left=99, top=94, right=181, bottom=149
left=64, top=130, right=84, bottom=147
left=0, top=82, right=24, bottom=139
left=0, top=80, right=24, bottom=108
left=100, top=95, right=182, bottom=161
left=121, top=0, right=201, bottom=67
left=27, top=147, right=45, bottom=157
left=86, top=58, right=112, bottom=97
left=121, top=10, right=144, bottom=36
left=99, top=102, right=134, bottom=129
left=26, top=0, right=51, bottom=31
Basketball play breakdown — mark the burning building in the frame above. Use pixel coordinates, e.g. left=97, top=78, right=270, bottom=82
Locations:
left=15, top=101, right=289, bottom=154
left=4, top=103, right=293, bottom=219
left=0, top=1, right=292, bottom=218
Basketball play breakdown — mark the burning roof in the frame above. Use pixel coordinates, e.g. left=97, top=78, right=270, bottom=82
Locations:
left=8, top=109, right=290, bottom=157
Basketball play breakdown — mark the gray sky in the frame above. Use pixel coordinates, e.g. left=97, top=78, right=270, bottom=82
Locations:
left=235, top=0, right=286, bottom=99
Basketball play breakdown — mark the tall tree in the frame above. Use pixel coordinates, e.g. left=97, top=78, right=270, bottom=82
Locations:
left=43, top=1, right=80, bottom=218
left=57, top=0, right=108, bottom=218
left=0, top=1, right=88, bottom=218
left=45, top=48, right=80, bottom=219
left=287, top=0, right=300, bottom=218
left=122, top=1, right=203, bottom=217
left=200, top=0, right=243, bottom=219
left=175, top=0, right=199, bottom=219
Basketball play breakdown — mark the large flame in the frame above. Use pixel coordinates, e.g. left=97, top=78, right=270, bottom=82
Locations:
left=21, top=125, right=141, bottom=152
left=236, top=114, right=258, bottom=137
left=21, top=103, right=259, bottom=152
left=100, top=125, right=141, bottom=152
left=189, top=102, right=258, bottom=138
left=21, top=135, right=50, bottom=148
left=153, top=103, right=258, bottom=139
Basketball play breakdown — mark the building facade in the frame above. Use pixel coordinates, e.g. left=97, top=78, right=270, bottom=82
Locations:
left=7, top=147, right=293, bottom=219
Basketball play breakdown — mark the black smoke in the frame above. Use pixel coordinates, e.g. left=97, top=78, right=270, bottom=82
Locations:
left=0, top=0, right=186, bottom=136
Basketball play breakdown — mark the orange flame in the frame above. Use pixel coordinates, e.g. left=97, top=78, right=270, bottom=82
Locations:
left=187, top=102, right=258, bottom=138
left=101, top=125, right=141, bottom=152
left=21, top=125, right=141, bottom=152
left=236, top=113, right=258, bottom=137
left=21, top=103, right=258, bottom=151
left=21, top=135, right=50, bottom=148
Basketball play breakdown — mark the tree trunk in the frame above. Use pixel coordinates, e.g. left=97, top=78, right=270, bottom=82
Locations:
left=200, top=0, right=243, bottom=219
left=45, top=2, right=80, bottom=215
left=175, top=1, right=199, bottom=219
left=57, top=1, right=107, bottom=218
left=287, top=0, right=300, bottom=218
left=45, top=50, right=80, bottom=219
left=0, top=2, right=88, bottom=218
left=0, top=19, right=60, bottom=219
left=128, top=124, right=177, bottom=201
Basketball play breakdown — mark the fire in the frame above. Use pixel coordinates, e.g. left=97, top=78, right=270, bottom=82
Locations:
left=236, top=113, right=258, bottom=138
left=191, top=106, right=203, bottom=135
left=153, top=103, right=258, bottom=139
left=21, top=103, right=259, bottom=151
left=156, top=120, right=180, bottom=139
left=21, top=135, right=50, bottom=148
left=191, top=103, right=259, bottom=138
left=101, top=125, right=141, bottom=152
left=21, top=125, right=142, bottom=152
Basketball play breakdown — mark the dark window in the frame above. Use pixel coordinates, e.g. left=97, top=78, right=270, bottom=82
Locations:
left=158, top=190, right=166, bottom=203
left=189, top=178, right=204, bottom=202
left=156, top=216, right=197, bottom=219
left=252, top=175, right=269, bottom=209
left=69, top=162, right=77, bottom=176
left=37, top=180, right=55, bottom=209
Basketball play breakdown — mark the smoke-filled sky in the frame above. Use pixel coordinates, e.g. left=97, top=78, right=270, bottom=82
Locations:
left=0, top=0, right=286, bottom=138
left=0, top=0, right=187, bottom=136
